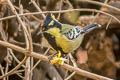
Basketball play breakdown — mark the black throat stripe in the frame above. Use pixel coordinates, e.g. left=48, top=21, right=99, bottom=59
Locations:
left=43, top=32, right=66, bottom=54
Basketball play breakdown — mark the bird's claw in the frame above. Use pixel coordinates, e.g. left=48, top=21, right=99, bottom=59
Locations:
left=49, top=50, right=67, bottom=65
left=50, top=57, right=67, bottom=65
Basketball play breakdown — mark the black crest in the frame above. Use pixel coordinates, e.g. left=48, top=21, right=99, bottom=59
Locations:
left=42, top=13, right=62, bottom=31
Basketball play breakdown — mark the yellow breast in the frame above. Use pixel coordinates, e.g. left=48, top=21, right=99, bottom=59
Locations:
left=45, top=27, right=74, bottom=53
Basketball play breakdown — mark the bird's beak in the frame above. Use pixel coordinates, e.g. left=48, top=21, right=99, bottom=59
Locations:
left=83, top=23, right=101, bottom=32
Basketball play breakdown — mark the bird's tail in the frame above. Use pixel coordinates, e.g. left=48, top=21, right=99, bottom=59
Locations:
left=83, top=23, right=101, bottom=32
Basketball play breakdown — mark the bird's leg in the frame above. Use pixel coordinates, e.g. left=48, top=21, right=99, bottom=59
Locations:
left=50, top=51, right=67, bottom=65
left=57, top=50, right=61, bottom=58
left=48, top=53, right=58, bottom=61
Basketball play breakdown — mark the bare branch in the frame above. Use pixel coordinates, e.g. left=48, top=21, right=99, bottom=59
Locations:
left=64, top=72, right=76, bottom=80
left=0, top=9, right=120, bottom=23
left=78, top=0, right=120, bottom=12
left=30, top=0, right=46, bottom=19
left=0, top=40, right=113, bottom=80
left=0, top=0, right=33, bottom=79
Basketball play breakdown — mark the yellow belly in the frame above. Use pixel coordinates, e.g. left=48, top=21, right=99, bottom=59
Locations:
left=45, top=27, right=84, bottom=53
left=55, top=34, right=74, bottom=53
left=56, top=34, right=84, bottom=53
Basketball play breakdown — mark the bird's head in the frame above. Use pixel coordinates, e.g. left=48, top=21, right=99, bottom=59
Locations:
left=42, top=13, right=62, bottom=31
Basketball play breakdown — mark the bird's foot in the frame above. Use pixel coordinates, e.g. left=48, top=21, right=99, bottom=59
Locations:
left=50, top=56, right=67, bottom=65
left=49, top=51, right=67, bottom=65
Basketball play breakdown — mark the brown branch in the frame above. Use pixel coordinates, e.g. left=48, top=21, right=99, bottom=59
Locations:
left=0, top=64, right=5, bottom=80
left=63, top=0, right=73, bottom=9
left=7, top=0, right=32, bottom=50
left=0, top=0, right=33, bottom=79
left=0, top=40, right=113, bottom=80
left=0, top=3, right=27, bottom=79
left=57, top=0, right=63, bottom=20
left=78, top=15, right=120, bottom=29
left=64, top=71, right=76, bottom=80
left=106, top=17, right=112, bottom=29
left=0, top=56, right=28, bottom=79
left=92, top=0, right=109, bottom=23
left=0, top=9, right=120, bottom=23
left=30, top=0, right=46, bottom=19
left=78, top=0, right=120, bottom=12
left=64, top=53, right=77, bottom=80
left=9, top=49, right=25, bottom=68
left=21, top=8, right=33, bottom=80
left=29, top=47, right=50, bottom=72
left=14, top=6, right=43, bottom=23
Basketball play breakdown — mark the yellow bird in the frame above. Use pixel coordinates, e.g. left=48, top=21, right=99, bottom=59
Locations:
left=42, top=13, right=101, bottom=64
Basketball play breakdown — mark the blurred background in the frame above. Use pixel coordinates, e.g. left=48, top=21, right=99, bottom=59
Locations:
left=0, top=0, right=120, bottom=80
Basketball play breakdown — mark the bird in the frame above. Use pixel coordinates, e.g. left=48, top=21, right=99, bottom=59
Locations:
left=42, top=13, right=101, bottom=64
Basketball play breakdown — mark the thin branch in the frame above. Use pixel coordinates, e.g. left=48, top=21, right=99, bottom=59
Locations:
left=14, top=5, right=43, bottom=23
left=106, top=17, right=112, bottom=29
left=92, top=0, right=109, bottom=23
left=64, top=72, right=76, bottom=80
left=0, top=56, right=28, bottom=79
left=0, top=8, right=24, bottom=80
left=11, top=70, right=24, bottom=75
left=57, top=0, right=63, bottom=20
left=30, top=0, right=46, bottom=19
left=0, top=0, right=33, bottom=79
left=63, top=0, right=73, bottom=9
left=0, top=40, right=113, bottom=80
left=8, top=49, right=25, bottom=68
left=5, top=55, right=9, bottom=80
left=64, top=53, right=78, bottom=80
left=0, top=64, right=6, bottom=80
left=16, top=73, right=24, bottom=79
left=69, top=53, right=77, bottom=67
left=78, top=0, right=120, bottom=12
left=7, top=0, right=32, bottom=50
left=9, top=39, right=44, bottom=48
left=0, top=9, right=120, bottom=23
left=27, top=47, right=50, bottom=77
left=21, top=7, right=33, bottom=80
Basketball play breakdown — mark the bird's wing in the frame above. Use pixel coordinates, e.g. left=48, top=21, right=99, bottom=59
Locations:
left=61, top=24, right=83, bottom=40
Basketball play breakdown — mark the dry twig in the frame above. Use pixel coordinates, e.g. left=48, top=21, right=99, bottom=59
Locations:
left=0, top=9, right=120, bottom=23
left=0, top=0, right=33, bottom=79
left=78, top=0, right=120, bottom=12
left=30, top=0, right=46, bottom=19
left=0, top=40, right=113, bottom=80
